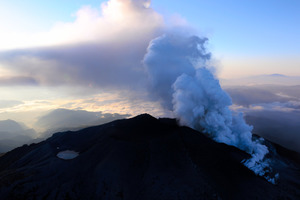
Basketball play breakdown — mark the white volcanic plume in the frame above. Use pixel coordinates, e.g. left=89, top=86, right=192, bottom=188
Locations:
left=143, top=33, right=278, bottom=183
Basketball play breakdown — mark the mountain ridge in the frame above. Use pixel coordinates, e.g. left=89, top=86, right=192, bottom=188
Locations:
left=0, top=114, right=299, bottom=200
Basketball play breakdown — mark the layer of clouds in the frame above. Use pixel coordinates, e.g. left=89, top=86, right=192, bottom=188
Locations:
left=247, top=101, right=300, bottom=112
left=0, top=0, right=164, bottom=91
left=227, top=85, right=300, bottom=153
left=0, top=100, right=23, bottom=109
left=245, top=111, right=300, bottom=153
left=225, top=86, right=293, bottom=107
left=34, top=108, right=130, bottom=137
left=259, top=84, right=300, bottom=99
left=0, top=0, right=160, bottom=50
left=0, top=76, right=38, bottom=86
left=221, top=74, right=300, bottom=86
left=0, top=43, right=147, bottom=89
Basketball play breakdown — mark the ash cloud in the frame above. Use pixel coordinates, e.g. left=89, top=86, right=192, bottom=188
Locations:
left=143, top=33, right=276, bottom=183
left=143, top=34, right=211, bottom=109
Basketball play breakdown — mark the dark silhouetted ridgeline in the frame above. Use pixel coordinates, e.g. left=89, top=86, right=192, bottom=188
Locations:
left=0, top=114, right=299, bottom=200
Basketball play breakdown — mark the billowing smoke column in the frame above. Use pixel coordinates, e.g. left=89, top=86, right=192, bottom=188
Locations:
left=143, top=33, right=278, bottom=184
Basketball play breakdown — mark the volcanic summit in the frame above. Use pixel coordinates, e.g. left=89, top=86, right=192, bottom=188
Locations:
left=0, top=114, right=299, bottom=200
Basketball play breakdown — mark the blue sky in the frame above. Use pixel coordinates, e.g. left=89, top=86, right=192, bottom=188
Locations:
left=1, top=0, right=299, bottom=78
left=153, top=0, right=300, bottom=57
left=2, top=0, right=300, bottom=55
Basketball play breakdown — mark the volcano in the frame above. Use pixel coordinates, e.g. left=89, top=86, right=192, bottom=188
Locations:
left=0, top=114, right=299, bottom=200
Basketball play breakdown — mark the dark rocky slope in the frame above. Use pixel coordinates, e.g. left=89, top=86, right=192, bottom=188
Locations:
left=0, top=114, right=299, bottom=200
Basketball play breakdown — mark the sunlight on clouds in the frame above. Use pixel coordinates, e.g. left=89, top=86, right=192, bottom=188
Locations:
left=0, top=0, right=177, bottom=127
left=0, top=67, right=13, bottom=77
left=51, top=92, right=167, bottom=118
left=0, top=100, right=55, bottom=114
left=102, top=0, right=125, bottom=21
left=0, top=89, right=168, bottom=128
left=0, top=0, right=163, bottom=50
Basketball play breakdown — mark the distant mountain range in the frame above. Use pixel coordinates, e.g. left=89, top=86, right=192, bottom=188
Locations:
left=0, top=109, right=130, bottom=152
left=34, top=108, right=130, bottom=137
left=0, top=114, right=299, bottom=199
left=0, top=119, right=36, bottom=153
